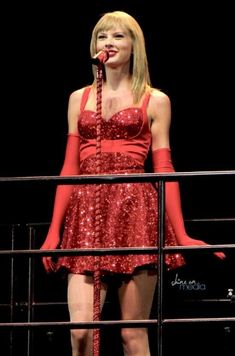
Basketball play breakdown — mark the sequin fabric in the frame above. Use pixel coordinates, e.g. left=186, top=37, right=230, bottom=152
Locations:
left=79, top=108, right=142, bottom=139
left=57, top=95, right=185, bottom=275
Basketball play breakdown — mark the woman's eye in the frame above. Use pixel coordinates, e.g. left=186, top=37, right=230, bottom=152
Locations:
left=97, top=35, right=106, bottom=40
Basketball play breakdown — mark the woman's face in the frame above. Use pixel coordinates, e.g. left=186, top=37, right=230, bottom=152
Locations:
left=96, top=26, right=133, bottom=67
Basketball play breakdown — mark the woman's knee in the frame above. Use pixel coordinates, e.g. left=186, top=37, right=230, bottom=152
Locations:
left=121, top=327, right=147, bottom=345
left=70, top=328, right=91, bottom=345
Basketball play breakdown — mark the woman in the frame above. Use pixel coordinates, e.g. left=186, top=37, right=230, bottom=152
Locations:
left=40, top=11, right=225, bottom=356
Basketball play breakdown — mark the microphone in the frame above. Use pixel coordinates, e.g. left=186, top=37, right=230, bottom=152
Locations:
left=91, top=50, right=109, bottom=65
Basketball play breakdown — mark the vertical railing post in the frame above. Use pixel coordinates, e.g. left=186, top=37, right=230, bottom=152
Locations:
left=27, top=226, right=34, bottom=356
left=157, top=179, right=165, bottom=356
left=10, top=224, right=16, bottom=356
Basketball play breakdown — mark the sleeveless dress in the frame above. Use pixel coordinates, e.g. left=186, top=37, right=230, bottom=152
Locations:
left=57, top=87, right=185, bottom=275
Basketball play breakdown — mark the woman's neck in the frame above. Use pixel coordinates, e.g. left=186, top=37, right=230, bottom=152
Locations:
left=104, top=66, right=131, bottom=91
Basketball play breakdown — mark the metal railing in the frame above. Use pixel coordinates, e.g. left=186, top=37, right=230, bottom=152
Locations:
left=0, top=170, right=235, bottom=355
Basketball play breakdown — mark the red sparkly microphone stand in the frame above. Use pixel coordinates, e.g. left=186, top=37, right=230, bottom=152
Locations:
left=91, top=50, right=109, bottom=356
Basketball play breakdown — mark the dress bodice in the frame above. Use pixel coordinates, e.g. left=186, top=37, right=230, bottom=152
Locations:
left=78, top=108, right=143, bottom=140
left=78, top=87, right=152, bottom=167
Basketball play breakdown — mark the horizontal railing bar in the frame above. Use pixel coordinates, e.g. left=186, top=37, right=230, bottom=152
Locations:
left=1, top=170, right=235, bottom=185
left=0, top=320, right=157, bottom=329
left=0, top=244, right=234, bottom=257
left=183, top=299, right=233, bottom=303
left=1, top=217, right=234, bottom=228
left=1, top=299, right=233, bottom=308
left=165, top=244, right=235, bottom=251
left=2, top=247, right=158, bottom=257
left=1, top=298, right=234, bottom=308
left=23, top=217, right=235, bottom=227
left=0, top=304, right=12, bottom=307
left=2, top=300, right=234, bottom=308
left=185, top=217, right=235, bottom=222
left=0, top=317, right=235, bottom=329
left=163, top=317, right=235, bottom=323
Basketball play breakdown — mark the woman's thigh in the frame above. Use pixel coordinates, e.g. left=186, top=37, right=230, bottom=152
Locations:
left=118, top=270, right=157, bottom=320
left=67, top=273, right=108, bottom=321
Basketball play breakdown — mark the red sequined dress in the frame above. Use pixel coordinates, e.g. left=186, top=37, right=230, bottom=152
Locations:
left=58, top=87, right=185, bottom=274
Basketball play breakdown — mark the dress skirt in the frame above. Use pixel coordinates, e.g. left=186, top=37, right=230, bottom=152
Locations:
left=57, top=152, right=185, bottom=274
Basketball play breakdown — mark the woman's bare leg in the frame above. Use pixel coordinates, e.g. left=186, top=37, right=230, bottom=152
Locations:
left=67, top=273, right=107, bottom=356
left=118, top=270, right=157, bottom=356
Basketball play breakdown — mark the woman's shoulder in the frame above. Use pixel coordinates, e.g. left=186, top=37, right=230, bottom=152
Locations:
left=149, top=88, right=170, bottom=103
left=148, top=88, right=171, bottom=113
left=69, top=85, right=91, bottom=102
left=67, top=86, right=92, bottom=131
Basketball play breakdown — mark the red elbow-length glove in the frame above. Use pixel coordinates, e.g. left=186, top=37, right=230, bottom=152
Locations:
left=152, top=148, right=188, bottom=245
left=40, top=134, right=80, bottom=272
left=152, top=148, right=225, bottom=259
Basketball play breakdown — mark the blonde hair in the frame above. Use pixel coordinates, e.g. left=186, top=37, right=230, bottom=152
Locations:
left=90, top=11, right=152, bottom=103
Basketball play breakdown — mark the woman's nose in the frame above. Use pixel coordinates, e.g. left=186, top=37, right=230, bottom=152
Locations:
left=104, top=43, right=113, bottom=49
